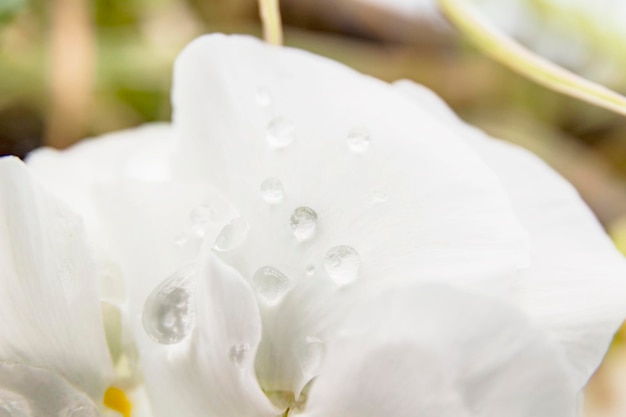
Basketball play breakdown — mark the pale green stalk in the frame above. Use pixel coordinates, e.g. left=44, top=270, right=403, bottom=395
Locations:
left=258, top=0, right=283, bottom=45
left=438, top=0, right=626, bottom=118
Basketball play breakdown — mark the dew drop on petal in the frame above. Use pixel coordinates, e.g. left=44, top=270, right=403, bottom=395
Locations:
left=267, top=117, right=295, bottom=149
left=142, top=265, right=196, bottom=344
left=324, top=246, right=361, bottom=285
left=252, top=266, right=290, bottom=304
left=346, top=127, right=371, bottom=153
left=297, top=336, right=326, bottom=378
left=214, top=218, right=249, bottom=252
left=290, top=207, right=318, bottom=241
left=0, top=390, right=31, bottom=417
left=229, top=343, right=251, bottom=369
left=59, top=401, right=99, bottom=417
left=260, top=177, right=284, bottom=204
left=255, top=86, right=272, bottom=107
left=305, top=264, right=316, bottom=277
left=189, top=204, right=213, bottom=238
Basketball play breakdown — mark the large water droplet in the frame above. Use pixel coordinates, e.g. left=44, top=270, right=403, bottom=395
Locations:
left=260, top=177, right=284, bottom=204
left=229, top=343, right=251, bottom=369
left=297, top=336, right=326, bottom=378
left=267, top=117, right=295, bottom=149
left=290, top=207, right=317, bottom=241
left=59, top=401, right=99, bottom=417
left=252, top=266, right=290, bottom=304
left=142, top=265, right=196, bottom=344
left=305, top=265, right=316, bottom=277
left=0, top=390, right=31, bottom=417
left=255, top=87, right=272, bottom=107
left=214, top=218, right=249, bottom=252
left=346, top=127, right=371, bottom=153
left=324, top=246, right=361, bottom=285
left=189, top=204, right=213, bottom=238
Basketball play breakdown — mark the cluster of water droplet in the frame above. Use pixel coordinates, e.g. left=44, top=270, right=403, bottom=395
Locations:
left=142, top=264, right=197, bottom=345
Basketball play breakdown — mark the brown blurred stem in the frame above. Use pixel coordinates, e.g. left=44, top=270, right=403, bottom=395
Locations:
left=46, top=0, right=94, bottom=148
left=258, top=0, right=283, bottom=45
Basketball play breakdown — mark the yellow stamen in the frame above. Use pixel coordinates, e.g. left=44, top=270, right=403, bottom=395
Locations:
left=104, top=386, right=132, bottom=417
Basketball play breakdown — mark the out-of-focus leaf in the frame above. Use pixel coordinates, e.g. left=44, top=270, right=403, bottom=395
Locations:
left=438, top=0, right=626, bottom=118
left=0, top=0, right=26, bottom=27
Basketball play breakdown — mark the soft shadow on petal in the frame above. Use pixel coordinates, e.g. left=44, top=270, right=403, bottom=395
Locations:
left=0, top=156, right=113, bottom=398
left=170, top=34, right=530, bottom=393
left=393, top=79, right=626, bottom=388
left=302, top=285, right=577, bottom=417
left=138, top=253, right=280, bottom=417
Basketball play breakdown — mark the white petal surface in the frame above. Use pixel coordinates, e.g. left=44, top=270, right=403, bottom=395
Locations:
left=0, top=362, right=101, bottom=417
left=170, top=34, right=530, bottom=393
left=302, top=285, right=577, bottom=417
left=134, top=253, right=279, bottom=417
left=0, top=156, right=113, bottom=398
left=393, top=80, right=626, bottom=388
left=25, top=124, right=172, bottom=248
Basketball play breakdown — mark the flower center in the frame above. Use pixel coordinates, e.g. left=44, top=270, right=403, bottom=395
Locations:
left=103, top=387, right=131, bottom=417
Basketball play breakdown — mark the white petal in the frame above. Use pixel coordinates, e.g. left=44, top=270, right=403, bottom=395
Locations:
left=170, top=34, right=530, bottom=393
left=0, top=362, right=101, bottom=417
left=138, top=253, right=279, bottom=417
left=0, top=156, right=113, bottom=398
left=25, top=123, right=172, bottom=249
left=303, top=285, right=577, bottom=417
left=393, top=79, right=626, bottom=388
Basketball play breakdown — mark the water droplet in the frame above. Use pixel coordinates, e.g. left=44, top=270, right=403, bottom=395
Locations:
left=255, top=87, right=272, bottom=107
left=229, top=343, right=251, bottom=369
left=267, top=117, right=295, bottom=149
left=142, top=265, right=196, bottom=344
left=0, top=390, right=31, bottom=417
left=324, top=246, right=361, bottom=285
left=252, top=266, right=290, bottom=304
left=297, top=336, right=326, bottom=378
left=305, top=265, right=316, bottom=276
left=346, top=127, right=371, bottom=153
left=214, top=218, right=249, bottom=252
left=260, top=177, right=284, bottom=204
left=290, top=207, right=317, bottom=241
left=59, top=401, right=99, bottom=417
left=189, top=204, right=212, bottom=238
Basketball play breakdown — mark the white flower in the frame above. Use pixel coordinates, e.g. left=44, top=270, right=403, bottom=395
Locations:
left=8, top=34, right=626, bottom=416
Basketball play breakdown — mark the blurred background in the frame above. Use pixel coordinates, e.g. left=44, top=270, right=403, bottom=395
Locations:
left=1, top=0, right=626, bottom=414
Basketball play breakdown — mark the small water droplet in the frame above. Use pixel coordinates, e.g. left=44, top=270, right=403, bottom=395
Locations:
left=267, top=117, right=295, bottom=149
left=260, top=177, right=284, bottom=204
left=297, top=336, right=326, bottom=378
left=0, top=390, right=31, bottom=417
left=255, top=87, right=272, bottom=107
left=290, top=207, right=317, bottom=241
left=142, top=265, right=196, bottom=344
left=252, top=266, right=290, bottom=304
left=59, top=401, right=99, bottom=417
left=324, top=246, right=361, bottom=285
left=214, top=218, right=249, bottom=252
left=229, top=343, right=251, bottom=369
left=305, top=265, right=316, bottom=276
left=189, top=204, right=213, bottom=238
left=346, top=127, right=371, bottom=153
